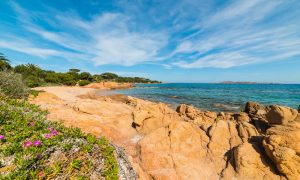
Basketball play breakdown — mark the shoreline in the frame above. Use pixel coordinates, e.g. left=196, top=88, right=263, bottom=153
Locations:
left=29, top=85, right=300, bottom=179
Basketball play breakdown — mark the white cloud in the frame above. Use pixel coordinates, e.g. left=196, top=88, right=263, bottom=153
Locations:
left=172, top=0, right=300, bottom=68
left=7, top=5, right=168, bottom=66
left=0, top=40, right=60, bottom=58
left=2, top=0, right=300, bottom=69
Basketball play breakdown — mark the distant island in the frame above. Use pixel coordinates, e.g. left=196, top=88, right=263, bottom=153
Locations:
left=217, top=81, right=280, bottom=84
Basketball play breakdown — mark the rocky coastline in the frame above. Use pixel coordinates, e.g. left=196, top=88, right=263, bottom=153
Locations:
left=30, top=85, right=300, bottom=180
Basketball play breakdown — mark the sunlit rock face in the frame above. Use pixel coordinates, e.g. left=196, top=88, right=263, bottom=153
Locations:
left=31, top=87, right=299, bottom=179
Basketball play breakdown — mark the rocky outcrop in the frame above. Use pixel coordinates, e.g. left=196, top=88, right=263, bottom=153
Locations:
left=245, top=101, right=269, bottom=120
left=138, top=120, right=218, bottom=179
left=263, top=122, right=300, bottom=179
left=266, top=105, right=298, bottom=125
left=233, top=142, right=281, bottom=179
left=30, top=87, right=300, bottom=180
left=83, top=82, right=134, bottom=89
left=130, top=97, right=181, bottom=134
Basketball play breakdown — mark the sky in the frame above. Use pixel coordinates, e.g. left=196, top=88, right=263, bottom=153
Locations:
left=0, top=0, right=300, bottom=83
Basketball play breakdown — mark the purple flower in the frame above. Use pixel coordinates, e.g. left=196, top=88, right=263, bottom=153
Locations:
left=51, top=130, right=58, bottom=135
left=0, top=135, right=5, bottom=140
left=48, top=127, right=54, bottom=131
left=34, top=140, right=41, bottom=146
left=24, top=141, right=33, bottom=148
left=36, top=154, right=42, bottom=159
left=45, top=134, right=52, bottom=138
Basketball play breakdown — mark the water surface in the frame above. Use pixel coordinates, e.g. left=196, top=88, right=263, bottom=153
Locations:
left=105, top=83, right=300, bottom=112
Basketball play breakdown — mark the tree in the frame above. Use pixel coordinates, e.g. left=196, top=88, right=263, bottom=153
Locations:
left=101, top=72, right=118, bottom=80
left=69, top=69, right=80, bottom=73
left=0, top=53, right=12, bottom=71
left=92, top=74, right=103, bottom=82
left=79, top=72, right=93, bottom=81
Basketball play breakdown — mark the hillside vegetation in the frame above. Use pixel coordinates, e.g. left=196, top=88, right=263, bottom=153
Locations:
left=0, top=53, right=121, bottom=179
left=0, top=53, right=161, bottom=88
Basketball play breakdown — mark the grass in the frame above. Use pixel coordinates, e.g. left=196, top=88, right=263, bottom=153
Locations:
left=0, top=96, right=118, bottom=179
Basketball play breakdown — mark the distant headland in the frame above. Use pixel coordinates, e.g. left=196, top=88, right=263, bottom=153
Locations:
left=217, top=81, right=280, bottom=84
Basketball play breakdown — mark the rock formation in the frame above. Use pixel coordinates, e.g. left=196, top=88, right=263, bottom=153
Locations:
left=83, top=82, right=134, bottom=89
left=30, top=86, right=300, bottom=180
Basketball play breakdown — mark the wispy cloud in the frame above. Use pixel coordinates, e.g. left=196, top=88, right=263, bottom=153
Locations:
left=1, top=0, right=300, bottom=69
left=4, top=3, right=168, bottom=66
left=170, top=0, right=300, bottom=68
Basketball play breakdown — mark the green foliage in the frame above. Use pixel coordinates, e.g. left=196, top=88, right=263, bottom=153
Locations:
left=101, top=72, right=118, bottom=80
left=0, top=71, right=28, bottom=98
left=69, top=69, right=80, bottom=73
left=25, top=75, right=44, bottom=88
left=79, top=72, right=93, bottom=81
left=1, top=52, right=161, bottom=88
left=78, top=80, right=91, bottom=86
left=0, top=96, right=118, bottom=179
left=0, top=53, right=12, bottom=71
left=92, top=74, right=103, bottom=82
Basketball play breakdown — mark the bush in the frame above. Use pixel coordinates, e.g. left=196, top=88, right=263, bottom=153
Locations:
left=25, top=75, right=44, bottom=88
left=78, top=80, right=91, bottom=86
left=0, top=71, right=28, bottom=98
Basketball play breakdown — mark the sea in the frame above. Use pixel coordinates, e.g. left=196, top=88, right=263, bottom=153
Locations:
left=107, top=83, right=300, bottom=112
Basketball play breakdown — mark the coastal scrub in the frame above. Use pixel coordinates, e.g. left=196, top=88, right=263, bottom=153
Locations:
left=0, top=96, right=118, bottom=179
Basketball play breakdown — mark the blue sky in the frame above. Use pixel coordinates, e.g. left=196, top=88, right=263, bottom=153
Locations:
left=0, top=0, right=300, bottom=83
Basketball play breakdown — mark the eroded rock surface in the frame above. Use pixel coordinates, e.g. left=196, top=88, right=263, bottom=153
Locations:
left=263, top=122, right=300, bottom=179
left=30, top=87, right=300, bottom=180
left=266, top=105, right=298, bottom=125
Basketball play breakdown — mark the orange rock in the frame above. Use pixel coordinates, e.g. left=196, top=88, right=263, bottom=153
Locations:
left=263, top=122, right=300, bottom=179
left=234, top=142, right=281, bottom=179
left=266, top=105, right=298, bottom=125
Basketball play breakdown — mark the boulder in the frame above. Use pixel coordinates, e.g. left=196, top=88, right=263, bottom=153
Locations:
left=131, top=98, right=181, bottom=134
left=176, top=104, right=217, bottom=131
left=263, top=122, right=300, bottom=179
left=233, top=112, right=250, bottom=122
left=138, top=120, right=218, bottom=179
left=207, top=120, right=243, bottom=173
left=237, top=121, right=259, bottom=141
left=266, top=105, right=298, bottom=125
left=234, top=142, right=281, bottom=179
left=245, top=102, right=266, bottom=115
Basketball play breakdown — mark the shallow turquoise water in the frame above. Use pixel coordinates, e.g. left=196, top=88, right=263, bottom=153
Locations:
left=110, top=83, right=300, bottom=112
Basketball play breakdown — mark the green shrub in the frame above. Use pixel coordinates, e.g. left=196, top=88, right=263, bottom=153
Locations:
left=0, top=71, right=28, bottom=98
left=78, top=80, right=91, bottom=86
left=25, top=75, right=44, bottom=88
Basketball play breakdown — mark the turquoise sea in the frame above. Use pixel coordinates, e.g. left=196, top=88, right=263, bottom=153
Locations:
left=110, top=83, right=300, bottom=112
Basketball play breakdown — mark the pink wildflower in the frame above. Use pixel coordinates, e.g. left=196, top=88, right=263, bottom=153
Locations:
left=0, top=135, right=5, bottom=140
left=38, top=171, right=45, bottom=178
left=48, top=127, right=54, bottom=131
left=34, top=140, right=41, bottom=146
left=24, top=141, right=33, bottom=148
left=51, top=130, right=58, bottom=135
left=45, top=134, right=52, bottom=138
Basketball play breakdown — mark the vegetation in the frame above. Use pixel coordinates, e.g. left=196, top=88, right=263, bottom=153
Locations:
left=0, top=71, right=28, bottom=99
left=0, top=53, right=12, bottom=71
left=0, top=52, right=121, bottom=179
left=78, top=80, right=91, bottom=86
left=0, top=96, right=118, bottom=179
left=0, top=53, right=161, bottom=88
